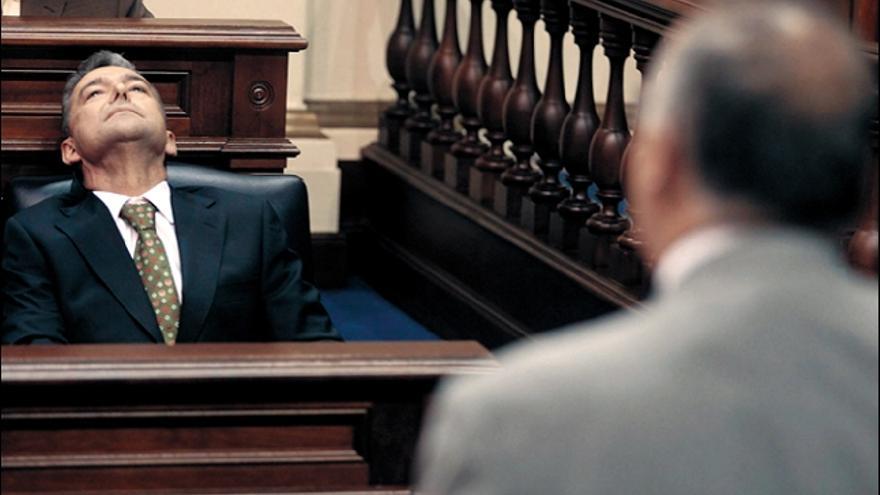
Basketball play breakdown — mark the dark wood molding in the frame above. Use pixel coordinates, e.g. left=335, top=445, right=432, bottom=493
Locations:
left=1, top=342, right=496, bottom=383
left=0, top=18, right=308, bottom=50
left=351, top=225, right=534, bottom=347
left=2, top=342, right=493, bottom=493
left=358, top=143, right=639, bottom=349
left=2, top=18, right=304, bottom=179
left=363, top=143, right=640, bottom=309
left=570, top=0, right=705, bottom=34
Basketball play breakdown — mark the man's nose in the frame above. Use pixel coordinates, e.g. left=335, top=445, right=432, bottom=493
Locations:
left=112, top=82, right=130, bottom=102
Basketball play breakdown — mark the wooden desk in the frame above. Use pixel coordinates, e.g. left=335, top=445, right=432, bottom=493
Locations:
left=1, top=341, right=497, bottom=494
left=1, top=18, right=305, bottom=191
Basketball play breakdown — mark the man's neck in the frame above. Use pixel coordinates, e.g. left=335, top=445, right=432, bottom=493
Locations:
left=80, top=147, right=168, bottom=196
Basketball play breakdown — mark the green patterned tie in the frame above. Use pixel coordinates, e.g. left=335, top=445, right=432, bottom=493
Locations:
left=120, top=201, right=180, bottom=345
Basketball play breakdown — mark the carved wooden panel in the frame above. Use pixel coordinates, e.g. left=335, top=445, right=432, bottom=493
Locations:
left=0, top=18, right=305, bottom=188
left=1, top=342, right=497, bottom=494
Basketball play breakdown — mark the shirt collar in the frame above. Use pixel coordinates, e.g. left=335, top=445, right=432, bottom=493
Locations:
left=93, top=181, right=175, bottom=225
left=653, top=225, right=742, bottom=295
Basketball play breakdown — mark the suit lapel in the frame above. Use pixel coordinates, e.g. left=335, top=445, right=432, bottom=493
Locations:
left=173, top=188, right=225, bottom=342
left=56, top=192, right=162, bottom=342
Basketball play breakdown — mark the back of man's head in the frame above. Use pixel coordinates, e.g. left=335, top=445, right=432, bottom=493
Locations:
left=639, top=0, right=874, bottom=230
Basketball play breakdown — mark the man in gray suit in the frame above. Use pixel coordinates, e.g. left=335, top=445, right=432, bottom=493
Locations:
left=416, top=2, right=878, bottom=494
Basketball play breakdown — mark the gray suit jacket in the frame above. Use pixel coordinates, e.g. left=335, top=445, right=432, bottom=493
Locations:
left=16, top=0, right=152, bottom=17
left=417, top=228, right=878, bottom=495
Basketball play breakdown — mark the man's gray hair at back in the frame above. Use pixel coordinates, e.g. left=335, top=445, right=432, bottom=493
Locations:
left=639, top=0, right=874, bottom=229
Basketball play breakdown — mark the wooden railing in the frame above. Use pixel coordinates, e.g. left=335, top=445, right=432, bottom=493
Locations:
left=366, top=0, right=879, bottom=310
left=1, top=341, right=497, bottom=494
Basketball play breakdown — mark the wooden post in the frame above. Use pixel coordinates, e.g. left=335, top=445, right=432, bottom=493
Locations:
left=402, top=0, right=439, bottom=165
left=470, top=0, right=515, bottom=207
left=549, top=2, right=601, bottom=254
left=579, top=15, right=631, bottom=271
left=380, top=0, right=416, bottom=153
left=445, top=0, right=488, bottom=193
left=616, top=26, right=659, bottom=291
left=424, top=0, right=463, bottom=178
left=494, top=0, right=542, bottom=221
left=521, top=0, right=571, bottom=240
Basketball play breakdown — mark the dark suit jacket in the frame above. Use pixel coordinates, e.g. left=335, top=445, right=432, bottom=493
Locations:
left=1, top=180, right=340, bottom=344
left=17, top=0, right=152, bottom=17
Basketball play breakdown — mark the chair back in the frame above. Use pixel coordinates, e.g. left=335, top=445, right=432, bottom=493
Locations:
left=6, top=161, right=315, bottom=281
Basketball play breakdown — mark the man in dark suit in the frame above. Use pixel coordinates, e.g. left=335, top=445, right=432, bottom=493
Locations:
left=417, top=2, right=877, bottom=494
left=14, top=0, right=152, bottom=17
left=1, top=51, right=340, bottom=344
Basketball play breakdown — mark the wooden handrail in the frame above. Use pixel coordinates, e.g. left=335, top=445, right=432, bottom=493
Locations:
left=1, top=341, right=497, bottom=384
left=572, top=0, right=878, bottom=58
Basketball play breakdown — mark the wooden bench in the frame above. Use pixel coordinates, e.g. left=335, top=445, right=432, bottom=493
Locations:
left=1, top=341, right=497, bottom=494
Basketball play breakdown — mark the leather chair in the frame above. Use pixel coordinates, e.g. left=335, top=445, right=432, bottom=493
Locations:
left=5, top=161, right=315, bottom=281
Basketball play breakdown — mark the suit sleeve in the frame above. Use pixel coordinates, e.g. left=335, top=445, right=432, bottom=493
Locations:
left=260, top=201, right=341, bottom=341
left=415, top=377, right=497, bottom=495
left=127, top=0, right=153, bottom=17
left=1, top=217, right=68, bottom=344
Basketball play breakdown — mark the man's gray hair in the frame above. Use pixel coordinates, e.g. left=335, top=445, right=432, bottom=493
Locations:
left=639, top=0, right=875, bottom=229
left=61, top=50, right=157, bottom=136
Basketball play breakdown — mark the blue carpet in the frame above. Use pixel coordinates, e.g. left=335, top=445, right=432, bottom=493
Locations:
left=321, top=277, right=440, bottom=341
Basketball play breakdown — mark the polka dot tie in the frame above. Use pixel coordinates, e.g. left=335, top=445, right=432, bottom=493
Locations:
left=120, top=201, right=180, bottom=345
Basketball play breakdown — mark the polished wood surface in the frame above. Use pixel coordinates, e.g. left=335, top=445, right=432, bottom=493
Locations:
left=403, top=0, right=438, bottom=136
left=362, top=142, right=639, bottom=347
left=527, top=0, right=571, bottom=209
left=427, top=0, right=463, bottom=147
left=372, top=0, right=879, bottom=315
left=0, top=17, right=307, bottom=48
left=585, top=15, right=631, bottom=241
left=2, top=342, right=496, bottom=494
left=496, top=0, right=542, bottom=220
left=1, top=17, right=305, bottom=186
left=555, top=3, right=601, bottom=230
left=473, top=0, right=515, bottom=177
left=450, top=0, right=488, bottom=160
left=380, top=0, right=416, bottom=152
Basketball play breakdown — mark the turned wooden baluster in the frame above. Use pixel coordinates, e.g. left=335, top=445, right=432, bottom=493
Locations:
left=617, top=27, right=660, bottom=283
left=382, top=0, right=416, bottom=151
left=451, top=0, right=489, bottom=159
left=586, top=15, right=632, bottom=265
left=550, top=3, right=600, bottom=252
left=475, top=0, right=515, bottom=174
left=528, top=0, right=571, bottom=208
left=496, top=0, right=542, bottom=220
left=403, top=0, right=439, bottom=162
left=427, top=0, right=463, bottom=147
left=557, top=3, right=600, bottom=223
left=443, top=0, right=488, bottom=192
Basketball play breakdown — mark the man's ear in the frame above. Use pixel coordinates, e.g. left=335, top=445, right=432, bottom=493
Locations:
left=164, top=130, right=178, bottom=157
left=635, top=130, right=688, bottom=201
left=60, top=137, right=81, bottom=166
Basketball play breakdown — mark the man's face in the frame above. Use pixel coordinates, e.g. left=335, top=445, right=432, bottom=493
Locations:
left=61, top=65, right=175, bottom=165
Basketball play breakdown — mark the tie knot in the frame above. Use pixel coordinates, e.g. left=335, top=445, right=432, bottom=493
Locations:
left=120, top=201, right=157, bottom=232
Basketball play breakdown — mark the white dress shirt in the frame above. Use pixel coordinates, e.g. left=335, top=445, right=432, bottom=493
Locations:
left=2, top=0, right=21, bottom=16
left=652, top=225, right=742, bottom=295
left=93, top=181, right=184, bottom=301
